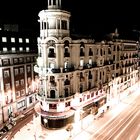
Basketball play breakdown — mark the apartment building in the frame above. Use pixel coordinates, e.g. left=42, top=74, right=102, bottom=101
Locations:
left=34, top=0, right=139, bottom=129
left=0, top=25, right=38, bottom=127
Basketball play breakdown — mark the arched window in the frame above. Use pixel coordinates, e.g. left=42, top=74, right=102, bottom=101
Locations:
left=50, top=90, right=55, bottom=98
left=64, top=40, right=69, bottom=47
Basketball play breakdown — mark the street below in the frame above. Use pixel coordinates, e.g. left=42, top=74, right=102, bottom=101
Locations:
left=10, top=87, right=140, bottom=140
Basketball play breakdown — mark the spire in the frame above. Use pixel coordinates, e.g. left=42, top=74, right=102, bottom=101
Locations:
left=48, top=0, right=61, bottom=9
left=114, top=28, right=119, bottom=37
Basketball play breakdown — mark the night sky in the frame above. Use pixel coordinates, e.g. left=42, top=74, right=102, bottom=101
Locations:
left=0, top=0, right=140, bottom=41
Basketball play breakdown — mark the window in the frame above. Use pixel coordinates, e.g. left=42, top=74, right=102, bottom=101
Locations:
left=15, top=80, right=19, bottom=87
left=19, top=38, right=23, bottom=43
left=14, top=69, right=19, bottom=75
left=49, top=0, right=51, bottom=5
left=57, top=19, right=60, bottom=29
left=2, top=59, right=9, bottom=66
left=4, top=70, right=10, bottom=78
left=29, top=96, right=32, bottom=104
left=61, top=20, right=67, bottom=30
left=20, top=79, right=24, bottom=85
left=19, top=67, right=24, bottom=74
left=80, top=59, right=84, bottom=67
left=48, top=48, right=55, bottom=57
left=13, top=58, right=18, bottom=64
left=53, top=0, right=56, bottom=5
left=25, top=38, right=29, bottom=43
left=64, top=61, right=68, bottom=68
left=26, top=57, right=31, bottom=62
left=11, top=37, right=15, bottom=43
left=49, top=62, right=55, bottom=68
left=11, top=47, right=16, bottom=52
left=48, top=18, right=56, bottom=29
left=3, top=47, right=7, bottom=52
left=26, top=47, right=29, bottom=52
left=2, top=37, right=7, bottom=42
left=5, top=83, right=10, bottom=90
left=16, top=91, right=20, bottom=98
left=19, top=47, right=23, bottom=51
left=89, top=59, right=92, bottom=65
left=27, top=66, right=31, bottom=72
left=21, top=90, right=25, bottom=96
left=19, top=58, right=24, bottom=63
left=17, top=100, right=25, bottom=109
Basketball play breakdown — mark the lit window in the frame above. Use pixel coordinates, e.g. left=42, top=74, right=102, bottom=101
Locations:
left=64, top=61, right=68, bottom=68
left=17, top=100, right=25, bottom=109
left=2, top=37, right=7, bottom=42
left=19, top=38, right=23, bottom=43
left=26, top=47, right=29, bottom=52
left=80, top=59, right=84, bottom=67
left=89, top=59, right=92, bottom=65
left=11, top=47, right=16, bottom=52
left=49, top=62, right=55, bottom=68
left=19, top=47, right=23, bottom=51
left=3, top=47, right=7, bottom=52
left=11, top=37, right=15, bottom=43
left=25, top=38, right=29, bottom=43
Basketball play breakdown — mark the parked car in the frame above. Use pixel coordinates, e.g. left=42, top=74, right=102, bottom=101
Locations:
left=10, top=121, right=16, bottom=126
left=1, top=127, right=8, bottom=133
left=5, top=123, right=13, bottom=130
left=0, top=131, right=3, bottom=138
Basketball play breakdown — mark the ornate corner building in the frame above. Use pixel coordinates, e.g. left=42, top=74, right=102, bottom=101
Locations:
left=34, top=0, right=140, bottom=129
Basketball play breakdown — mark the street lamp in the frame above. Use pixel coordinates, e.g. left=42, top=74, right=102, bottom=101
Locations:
left=66, top=123, right=73, bottom=138
left=43, top=118, right=48, bottom=128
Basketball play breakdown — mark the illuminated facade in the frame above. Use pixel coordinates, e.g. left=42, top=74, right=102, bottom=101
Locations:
left=34, top=0, right=139, bottom=128
left=0, top=26, right=38, bottom=127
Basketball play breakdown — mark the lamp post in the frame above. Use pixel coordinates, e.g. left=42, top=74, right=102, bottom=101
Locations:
left=33, top=114, right=38, bottom=140
left=66, top=123, right=73, bottom=138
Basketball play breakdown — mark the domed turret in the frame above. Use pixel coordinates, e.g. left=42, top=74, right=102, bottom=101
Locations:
left=38, top=0, right=70, bottom=38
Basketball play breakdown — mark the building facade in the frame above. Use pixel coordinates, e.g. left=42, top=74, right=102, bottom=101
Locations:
left=34, top=0, right=139, bottom=129
left=0, top=25, right=39, bottom=127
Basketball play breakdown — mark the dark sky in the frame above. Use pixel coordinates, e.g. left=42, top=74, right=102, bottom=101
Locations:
left=0, top=0, right=140, bottom=40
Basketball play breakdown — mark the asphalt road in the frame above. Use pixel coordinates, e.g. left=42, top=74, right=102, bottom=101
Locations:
left=90, top=93, right=140, bottom=140
left=1, top=110, right=34, bottom=140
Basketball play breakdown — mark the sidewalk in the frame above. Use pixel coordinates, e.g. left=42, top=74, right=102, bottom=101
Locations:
left=1, top=107, right=35, bottom=140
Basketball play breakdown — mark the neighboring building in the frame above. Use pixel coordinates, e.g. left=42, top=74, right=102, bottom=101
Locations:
left=0, top=25, right=38, bottom=127
left=34, top=0, right=139, bottom=129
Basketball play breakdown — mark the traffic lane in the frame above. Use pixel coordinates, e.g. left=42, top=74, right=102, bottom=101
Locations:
left=1, top=113, right=33, bottom=140
left=92, top=103, right=137, bottom=140
left=116, top=111, right=140, bottom=140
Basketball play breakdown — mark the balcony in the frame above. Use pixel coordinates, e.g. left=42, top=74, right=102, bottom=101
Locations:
left=51, top=68, right=61, bottom=73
